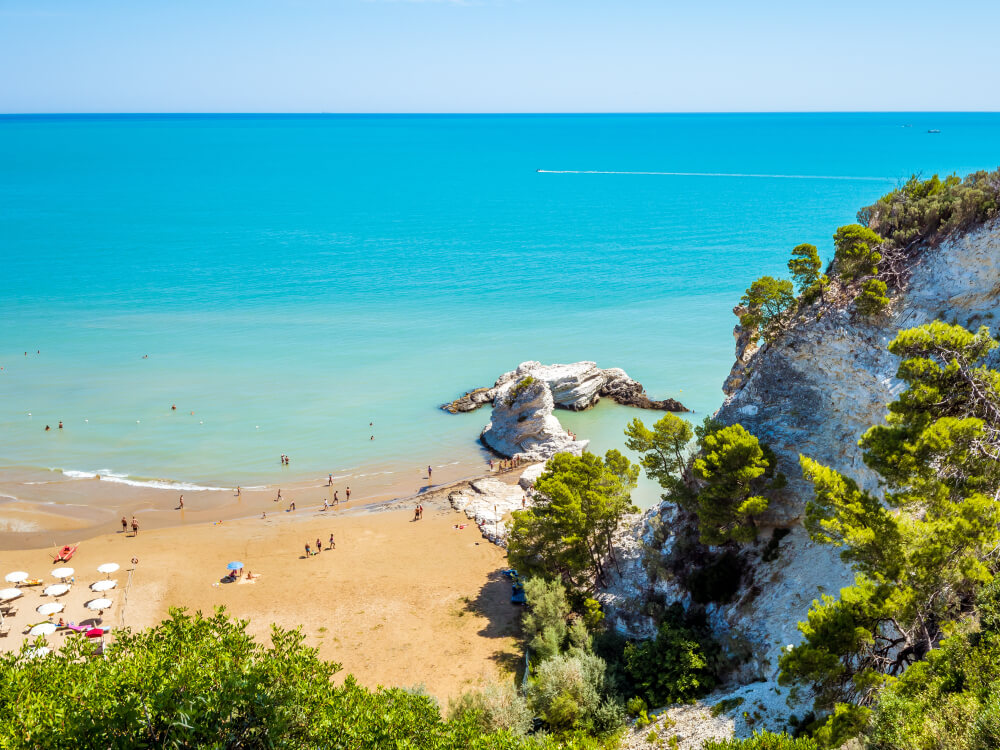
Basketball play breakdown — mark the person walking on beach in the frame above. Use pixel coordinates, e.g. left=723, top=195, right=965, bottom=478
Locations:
left=427, top=465, right=432, bottom=480
left=289, top=501, right=296, bottom=511
left=131, top=516, right=139, bottom=536
left=333, top=490, right=339, bottom=505
left=345, top=486, right=351, bottom=502
left=305, top=542, right=311, bottom=557
left=323, top=499, right=329, bottom=512
left=236, top=486, right=242, bottom=498
left=329, top=533, right=335, bottom=550
left=178, top=495, right=184, bottom=510
left=121, top=516, right=128, bottom=533
left=276, top=489, right=282, bottom=502
left=328, top=474, right=333, bottom=486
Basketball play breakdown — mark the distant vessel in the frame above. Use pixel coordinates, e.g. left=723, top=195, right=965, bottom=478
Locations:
left=927, top=129, right=941, bottom=134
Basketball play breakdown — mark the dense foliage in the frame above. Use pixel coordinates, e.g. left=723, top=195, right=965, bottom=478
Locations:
left=508, top=451, right=638, bottom=591
left=739, top=276, right=796, bottom=342
left=692, top=423, right=783, bottom=544
left=622, top=604, right=719, bottom=706
left=858, top=169, right=1000, bottom=250
left=854, top=278, right=889, bottom=316
left=703, top=733, right=820, bottom=750
left=832, top=224, right=883, bottom=281
left=627, top=416, right=782, bottom=546
left=780, top=321, right=1000, bottom=742
left=0, top=608, right=543, bottom=750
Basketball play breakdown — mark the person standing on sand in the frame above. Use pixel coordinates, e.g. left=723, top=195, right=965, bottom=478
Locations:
left=329, top=533, right=335, bottom=550
left=289, top=501, right=295, bottom=511
left=427, top=465, right=432, bottom=480
left=178, top=495, right=184, bottom=510
left=323, top=499, right=329, bottom=511
left=316, top=538, right=322, bottom=554
left=333, top=490, right=339, bottom=504
left=305, top=542, right=311, bottom=557
left=131, top=516, right=139, bottom=536
left=346, top=486, right=351, bottom=501
left=121, top=516, right=128, bottom=533
left=276, top=489, right=281, bottom=502
left=328, top=474, right=333, bottom=486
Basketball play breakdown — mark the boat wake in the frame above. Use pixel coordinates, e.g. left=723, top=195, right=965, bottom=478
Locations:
left=536, top=169, right=895, bottom=182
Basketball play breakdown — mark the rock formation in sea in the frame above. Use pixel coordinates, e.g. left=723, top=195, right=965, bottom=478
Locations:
left=441, top=361, right=687, bottom=414
left=600, top=217, right=1000, bottom=739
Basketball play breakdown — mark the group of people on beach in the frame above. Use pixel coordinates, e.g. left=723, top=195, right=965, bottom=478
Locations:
left=304, top=533, right=336, bottom=557
left=280, top=454, right=291, bottom=465
left=489, top=456, right=523, bottom=473
left=120, top=515, right=139, bottom=536
left=413, top=504, right=424, bottom=521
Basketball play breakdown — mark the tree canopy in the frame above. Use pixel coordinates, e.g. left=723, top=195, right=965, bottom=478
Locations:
left=739, top=276, right=796, bottom=341
left=507, top=450, right=638, bottom=591
left=832, top=224, right=883, bottom=281
left=780, top=322, right=1000, bottom=736
left=0, top=607, right=540, bottom=750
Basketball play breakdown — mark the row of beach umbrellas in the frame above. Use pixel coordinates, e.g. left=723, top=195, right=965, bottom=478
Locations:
left=5, top=562, right=119, bottom=586
left=2, top=563, right=122, bottom=633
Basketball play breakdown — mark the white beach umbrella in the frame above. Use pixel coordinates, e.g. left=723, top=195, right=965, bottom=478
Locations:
left=97, top=563, right=120, bottom=578
left=5, top=571, right=29, bottom=585
left=0, top=588, right=23, bottom=602
left=36, top=602, right=64, bottom=616
left=29, top=622, right=58, bottom=636
left=43, top=583, right=70, bottom=597
left=90, top=580, right=117, bottom=592
left=86, top=598, right=113, bottom=611
left=51, top=567, right=74, bottom=580
left=25, top=646, right=50, bottom=659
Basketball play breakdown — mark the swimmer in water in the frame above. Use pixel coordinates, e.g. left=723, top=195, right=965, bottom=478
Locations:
left=45, top=425, right=50, bottom=431
left=58, top=421, right=63, bottom=429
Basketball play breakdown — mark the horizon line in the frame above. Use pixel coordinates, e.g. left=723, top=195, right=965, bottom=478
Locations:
left=2, top=110, right=999, bottom=117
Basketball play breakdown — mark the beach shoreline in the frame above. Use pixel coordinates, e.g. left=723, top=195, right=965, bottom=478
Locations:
left=0, top=457, right=507, bottom=550
left=0, top=467, right=530, bottom=701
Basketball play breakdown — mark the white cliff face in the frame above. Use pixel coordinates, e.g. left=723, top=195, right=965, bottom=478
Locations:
left=481, top=377, right=590, bottom=461
left=605, top=218, right=1000, bottom=736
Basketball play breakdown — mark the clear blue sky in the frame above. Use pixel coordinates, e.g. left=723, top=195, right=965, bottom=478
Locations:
left=2, top=0, right=999, bottom=113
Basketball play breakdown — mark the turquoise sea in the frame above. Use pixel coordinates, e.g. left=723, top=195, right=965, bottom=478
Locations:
left=2, top=113, right=999, bottom=505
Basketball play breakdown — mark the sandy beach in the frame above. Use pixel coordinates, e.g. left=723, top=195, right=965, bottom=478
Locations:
left=0, top=472, right=526, bottom=702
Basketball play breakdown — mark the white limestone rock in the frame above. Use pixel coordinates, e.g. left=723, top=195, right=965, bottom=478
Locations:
left=448, top=477, right=530, bottom=547
left=481, top=376, right=589, bottom=461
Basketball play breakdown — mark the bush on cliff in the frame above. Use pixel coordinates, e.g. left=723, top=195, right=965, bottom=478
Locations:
left=703, top=732, right=820, bottom=750
left=739, top=276, right=796, bottom=342
left=622, top=603, right=720, bottom=707
left=0, top=607, right=544, bottom=750
left=854, top=278, right=889, bottom=316
left=832, top=224, right=883, bottom=281
left=692, top=423, right=785, bottom=545
left=781, top=321, right=1000, bottom=741
left=508, top=450, right=638, bottom=591
left=858, top=169, right=1000, bottom=249
left=624, top=413, right=695, bottom=503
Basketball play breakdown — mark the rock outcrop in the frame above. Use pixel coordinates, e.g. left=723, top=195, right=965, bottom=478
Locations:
left=441, top=361, right=687, bottom=414
left=603, top=217, right=1000, bottom=736
left=480, top=376, right=590, bottom=461
left=449, top=477, right=530, bottom=546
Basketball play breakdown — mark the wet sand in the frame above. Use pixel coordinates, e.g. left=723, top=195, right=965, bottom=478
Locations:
left=0, top=474, right=526, bottom=702
left=0, top=461, right=490, bottom=549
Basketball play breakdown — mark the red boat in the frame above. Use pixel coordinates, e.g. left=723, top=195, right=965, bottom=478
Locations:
left=53, top=543, right=79, bottom=562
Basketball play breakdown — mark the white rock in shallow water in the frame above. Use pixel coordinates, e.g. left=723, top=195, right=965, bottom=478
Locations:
left=481, top=376, right=589, bottom=461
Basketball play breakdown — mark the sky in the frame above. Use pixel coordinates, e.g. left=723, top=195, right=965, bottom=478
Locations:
left=2, top=0, right=1000, bottom=113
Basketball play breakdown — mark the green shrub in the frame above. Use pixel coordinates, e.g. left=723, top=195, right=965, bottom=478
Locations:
left=703, top=731, right=820, bottom=749
left=528, top=650, right=607, bottom=734
left=832, top=224, right=883, bottom=280
left=710, top=696, right=745, bottom=717
left=855, top=278, right=889, bottom=316
left=506, top=376, right=538, bottom=406
left=448, top=682, right=534, bottom=737
left=0, top=607, right=537, bottom=750
left=858, top=169, right=1000, bottom=249
left=739, top=276, right=796, bottom=341
left=523, top=577, right=572, bottom=662
left=623, top=604, right=720, bottom=706
left=626, top=696, right=647, bottom=716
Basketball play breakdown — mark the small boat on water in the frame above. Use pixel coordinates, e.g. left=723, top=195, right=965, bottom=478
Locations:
left=53, top=544, right=79, bottom=562
left=927, top=129, right=941, bottom=134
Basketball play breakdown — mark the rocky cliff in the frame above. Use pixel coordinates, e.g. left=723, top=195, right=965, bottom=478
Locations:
left=601, top=217, right=1000, bottom=741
